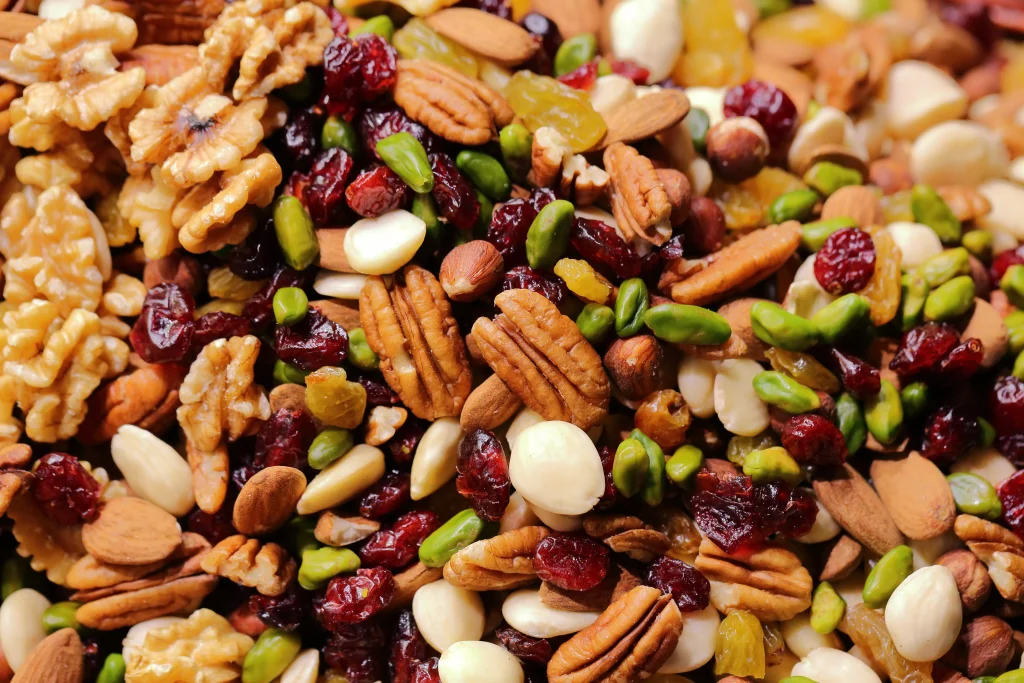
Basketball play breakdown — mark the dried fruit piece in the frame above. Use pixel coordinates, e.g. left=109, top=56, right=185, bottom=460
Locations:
left=304, top=366, right=367, bottom=429
left=844, top=603, right=933, bottom=683
left=316, top=567, right=396, bottom=629
left=645, top=556, right=711, bottom=613
left=533, top=533, right=610, bottom=592
left=456, top=429, right=510, bottom=521
left=32, top=453, right=101, bottom=526
left=814, top=227, right=877, bottom=295
left=131, top=283, right=196, bottom=364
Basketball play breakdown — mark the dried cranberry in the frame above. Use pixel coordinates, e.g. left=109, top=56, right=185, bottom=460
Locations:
left=645, top=557, right=711, bottom=613
left=990, top=375, right=1024, bottom=437
left=780, top=414, right=847, bottom=468
left=254, top=409, right=317, bottom=471
left=321, top=35, right=398, bottom=119
left=359, top=470, right=411, bottom=519
left=131, top=283, right=195, bottom=363
left=558, top=61, right=598, bottom=90
left=306, top=146, right=355, bottom=227
left=610, top=60, right=651, bottom=85
left=937, top=338, right=984, bottom=381
left=999, top=469, right=1024, bottom=539
left=991, top=245, right=1024, bottom=284
left=458, top=0, right=512, bottom=18
left=723, top=80, right=799, bottom=150
left=488, top=198, right=539, bottom=266
left=595, top=445, right=619, bottom=511
left=890, top=322, right=961, bottom=378
left=411, top=658, right=440, bottom=683
left=346, top=164, right=413, bottom=218
left=660, top=234, right=685, bottom=263
left=830, top=348, right=880, bottom=398
left=325, top=5, right=349, bottom=36
left=359, top=511, right=439, bottom=569
left=243, top=266, right=311, bottom=329
left=32, top=453, right=101, bottom=525
left=455, top=429, right=511, bottom=521
left=275, top=308, right=348, bottom=371
left=430, top=153, right=480, bottom=231
left=322, top=622, right=387, bottom=683
left=571, top=217, right=642, bottom=279
left=533, top=533, right=610, bottom=591
left=999, top=433, right=1024, bottom=466
left=186, top=505, right=236, bottom=544
left=814, top=228, right=876, bottom=295
left=388, top=419, right=426, bottom=465
left=81, top=637, right=103, bottom=682
left=273, top=107, right=323, bottom=174
left=356, top=374, right=401, bottom=406
left=359, top=104, right=440, bottom=162
left=391, top=610, right=431, bottom=683
left=501, top=265, right=568, bottom=306
left=316, top=567, right=395, bottom=628
left=529, top=188, right=557, bottom=211
left=229, top=218, right=283, bottom=280
left=495, top=626, right=553, bottom=664
left=921, top=405, right=980, bottom=466
left=940, top=1, right=997, bottom=49
left=190, top=312, right=251, bottom=356
left=249, top=585, right=308, bottom=631
left=520, top=12, right=562, bottom=76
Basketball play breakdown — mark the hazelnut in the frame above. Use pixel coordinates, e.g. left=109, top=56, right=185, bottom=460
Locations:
left=602, top=335, right=675, bottom=402
left=941, top=615, right=1014, bottom=677
left=682, top=196, right=726, bottom=255
left=655, top=168, right=691, bottom=226
left=365, top=406, right=408, bottom=446
left=439, top=240, right=504, bottom=303
left=936, top=549, right=992, bottom=612
left=634, top=389, right=691, bottom=449
left=143, top=252, right=204, bottom=296
left=705, top=116, right=770, bottom=183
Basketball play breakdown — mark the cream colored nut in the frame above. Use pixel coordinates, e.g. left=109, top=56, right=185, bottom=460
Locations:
left=438, top=640, right=525, bottom=683
left=509, top=421, right=604, bottom=516
left=795, top=496, right=841, bottom=545
left=781, top=612, right=842, bottom=659
left=121, top=617, right=186, bottom=665
left=111, top=425, right=195, bottom=517
left=978, top=180, right=1024, bottom=240
left=499, top=491, right=541, bottom=534
left=685, top=87, right=726, bottom=127
left=911, top=121, right=1009, bottom=188
left=855, top=99, right=888, bottom=162
left=785, top=254, right=837, bottom=318
left=886, top=61, right=968, bottom=140
left=296, top=444, right=385, bottom=515
left=815, top=0, right=864, bottom=19
left=787, top=106, right=867, bottom=174
left=713, top=359, right=770, bottom=437
left=589, top=75, right=637, bottom=117
left=609, top=0, right=683, bottom=83
left=687, top=158, right=713, bottom=197
left=0, top=588, right=50, bottom=672
left=505, top=408, right=545, bottom=452
left=344, top=210, right=427, bottom=275
left=765, top=651, right=800, bottom=683
left=791, top=648, right=882, bottom=683
left=657, top=604, right=719, bottom=674
left=908, top=532, right=962, bottom=570
left=501, top=589, right=601, bottom=638
left=527, top=501, right=582, bottom=532
left=885, top=565, right=962, bottom=662
left=677, top=356, right=716, bottom=419
left=950, top=447, right=1017, bottom=486
left=991, top=229, right=1019, bottom=256
left=38, top=0, right=86, bottom=19
left=410, top=417, right=464, bottom=501
left=280, top=649, right=319, bottom=683
left=313, top=271, right=372, bottom=300
left=412, top=580, right=485, bottom=653
left=884, top=222, right=943, bottom=271
left=1010, top=157, right=1024, bottom=185
left=969, top=94, right=1001, bottom=121
left=848, top=645, right=888, bottom=679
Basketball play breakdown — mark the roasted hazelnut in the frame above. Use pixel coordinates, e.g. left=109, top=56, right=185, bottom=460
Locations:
left=682, top=196, right=726, bottom=255
left=706, top=117, right=770, bottom=183
left=439, top=240, right=504, bottom=303
left=941, top=615, right=1014, bottom=677
left=655, top=168, right=691, bottom=227
left=936, top=548, right=992, bottom=612
left=634, top=389, right=691, bottom=449
left=603, top=335, right=674, bottom=402
left=143, top=252, right=204, bottom=297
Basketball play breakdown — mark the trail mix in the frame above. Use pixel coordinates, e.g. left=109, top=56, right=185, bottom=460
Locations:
left=4, top=0, right=1024, bottom=681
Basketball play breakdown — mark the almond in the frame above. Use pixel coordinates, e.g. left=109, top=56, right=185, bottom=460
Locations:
left=0, top=12, right=42, bottom=41
left=439, top=240, right=504, bottom=303
left=391, top=561, right=443, bottom=610
left=425, top=8, right=538, bottom=66
left=317, top=228, right=356, bottom=273
left=12, top=628, right=82, bottom=683
left=310, top=299, right=362, bottom=331
left=82, top=497, right=182, bottom=566
left=820, top=534, right=863, bottom=582
left=962, top=298, right=1008, bottom=368
left=812, top=464, right=905, bottom=556
left=233, top=466, right=307, bottom=536
left=535, top=0, right=601, bottom=39
left=269, top=383, right=307, bottom=414
left=460, top=374, right=523, bottom=432
left=821, top=185, right=884, bottom=229
left=870, top=452, right=956, bottom=540
left=597, top=90, right=691, bottom=150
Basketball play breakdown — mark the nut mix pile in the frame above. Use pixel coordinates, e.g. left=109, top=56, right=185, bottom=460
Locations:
left=5, top=0, right=1024, bottom=682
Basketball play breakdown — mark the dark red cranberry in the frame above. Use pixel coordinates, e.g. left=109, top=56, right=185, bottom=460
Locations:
left=388, top=419, right=426, bottom=465
left=681, top=196, right=726, bottom=255
left=488, top=198, right=539, bottom=266
left=990, top=245, right=1024, bottom=284
left=359, top=470, right=411, bottom=519
left=81, top=637, right=103, bottom=682
left=359, top=104, right=441, bottom=162
left=322, top=622, right=387, bottom=683
left=495, top=626, right=553, bottom=664
left=533, top=533, right=610, bottom=591
left=940, top=1, right=997, bottom=50
left=890, top=322, right=961, bottom=378
left=316, top=567, right=395, bottom=628
left=243, top=266, right=311, bottom=329
left=32, top=453, right=101, bottom=525
left=723, top=80, right=799, bottom=150
left=830, top=348, right=880, bottom=398
left=411, top=658, right=440, bottom=683
left=321, top=35, right=398, bottom=119
left=937, top=338, right=984, bottom=381
left=529, top=188, right=558, bottom=211
left=186, top=505, right=236, bottom=544
left=595, top=445, right=619, bottom=511
left=921, top=405, right=980, bottom=466
left=780, top=414, right=847, bottom=468
left=391, top=610, right=431, bottom=683
left=254, top=409, right=317, bottom=471
left=274, top=308, right=348, bottom=371
left=359, top=511, right=439, bottom=569
left=660, top=234, right=685, bottom=262
left=610, top=60, right=651, bottom=85
left=814, top=228, right=876, bottom=295
left=458, top=0, right=512, bottom=18
left=456, top=429, right=511, bottom=521
left=356, top=375, right=401, bottom=406
left=571, top=217, right=642, bottom=279
left=430, top=153, right=480, bottom=231
left=999, top=469, right=1024, bottom=539
left=999, top=433, right=1024, bottom=466
left=520, top=12, right=562, bottom=75
left=346, top=164, right=413, bottom=218
left=501, top=265, right=568, bottom=306
left=249, top=585, right=308, bottom=631
left=273, top=107, right=323, bottom=174
left=645, top=557, right=711, bottom=613
left=190, top=312, right=251, bottom=356
left=325, top=5, right=349, bottom=36
left=130, top=283, right=195, bottom=363
left=990, top=375, right=1024, bottom=437
left=229, top=218, right=282, bottom=280
left=558, top=61, right=598, bottom=90
left=305, top=147, right=355, bottom=226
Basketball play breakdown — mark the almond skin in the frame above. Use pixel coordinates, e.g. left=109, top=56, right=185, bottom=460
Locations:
left=233, top=466, right=307, bottom=536
left=813, top=463, right=905, bottom=556
left=439, top=241, right=504, bottom=303
left=12, top=628, right=82, bottom=683
left=870, top=452, right=956, bottom=540
left=425, top=8, right=538, bottom=66
left=82, top=496, right=182, bottom=566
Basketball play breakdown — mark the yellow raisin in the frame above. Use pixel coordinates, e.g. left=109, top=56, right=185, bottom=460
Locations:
left=195, top=299, right=245, bottom=317
left=766, top=348, right=841, bottom=394
left=504, top=71, right=607, bottom=153
left=206, top=266, right=267, bottom=301
left=305, top=366, right=367, bottom=429
left=860, top=231, right=902, bottom=326
left=844, top=604, right=932, bottom=683
left=677, top=0, right=753, bottom=87
left=715, top=610, right=766, bottom=678
left=711, top=167, right=807, bottom=231
left=553, top=258, right=613, bottom=304
left=393, top=18, right=478, bottom=78
left=880, top=190, right=913, bottom=224
left=752, top=6, right=851, bottom=49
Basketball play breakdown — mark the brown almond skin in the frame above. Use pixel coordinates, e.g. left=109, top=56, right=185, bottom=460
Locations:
left=439, top=241, right=504, bottom=303
left=233, top=466, right=307, bottom=536
left=12, top=628, right=82, bottom=683
left=870, top=452, right=956, bottom=540
left=936, top=549, right=992, bottom=612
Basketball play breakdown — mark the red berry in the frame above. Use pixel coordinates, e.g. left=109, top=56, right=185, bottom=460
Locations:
left=274, top=308, right=349, bottom=371
left=494, top=626, right=554, bottom=664
left=780, top=414, right=847, bottom=468
left=999, top=469, right=1024, bottom=539
left=610, top=60, right=650, bottom=85
left=359, top=511, right=439, bottom=569
left=388, top=419, right=426, bottom=465
left=254, top=409, right=317, bottom=471
left=723, top=80, right=799, bottom=150
left=229, top=218, right=283, bottom=280
left=557, top=61, right=598, bottom=90
left=359, top=471, right=411, bottom=519
left=921, top=405, right=980, bottom=466
left=249, top=584, right=309, bottom=631
left=990, top=245, right=1024, bottom=284
left=830, top=349, right=880, bottom=398
left=533, top=533, right=610, bottom=592
left=186, top=505, right=236, bottom=545
left=645, top=556, right=711, bottom=613
left=458, top=0, right=512, bottom=18
left=316, top=567, right=396, bottom=628
left=322, top=622, right=387, bottom=683
left=391, top=610, right=430, bottom=683
left=32, top=453, right=101, bottom=525
left=346, top=164, right=413, bottom=218
left=456, top=429, right=511, bottom=522
left=305, top=147, right=355, bottom=226
left=272, top=107, right=323, bottom=174
left=360, top=104, right=441, bottom=163
left=570, top=217, right=642, bottom=279
left=814, top=228, right=877, bottom=295
left=488, top=198, right=539, bottom=267
left=595, top=445, right=619, bottom=511
left=321, top=35, right=397, bottom=119
left=429, top=153, right=480, bottom=231
left=990, top=375, right=1024, bottom=437
left=191, top=312, right=251, bottom=357
left=356, top=374, right=401, bottom=407
left=501, top=265, right=568, bottom=306
left=937, top=338, right=984, bottom=381
left=520, top=12, right=562, bottom=76
left=130, top=283, right=195, bottom=363
left=889, top=322, right=961, bottom=379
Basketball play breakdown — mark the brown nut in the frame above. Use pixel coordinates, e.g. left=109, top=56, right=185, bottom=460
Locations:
left=439, top=240, right=504, bottom=303
left=633, top=389, right=691, bottom=449
left=705, top=117, right=770, bottom=184
left=655, top=168, right=691, bottom=227
left=681, top=196, right=726, bottom=255
left=942, top=615, right=1015, bottom=677
left=937, top=548, right=993, bottom=612
left=142, top=252, right=204, bottom=296
left=603, top=336, right=674, bottom=402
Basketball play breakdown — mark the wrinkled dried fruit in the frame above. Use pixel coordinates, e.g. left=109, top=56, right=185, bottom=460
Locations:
left=645, top=556, right=711, bottom=613
left=890, top=322, right=961, bottom=379
left=305, top=147, right=355, bottom=226
left=495, top=626, right=553, bottom=664
left=456, top=429, right=511, bottom=522
left=316, top=567, right=396, bottom=628
left=275, top=308, right=349, bottom=372
left=130, top=283, right=196, bottom=363
left=533, top=532, right=610, bottom=592
left=814, top=228, right=876, bottom=295
left=359, top=471, right=411, bottom=520
left=359, top=510, right=439, bottom=569
left=571, top=217, right=642, bottom=280
left=254, top=408, right=317, bottom=471
left=32, top=453, right=100, bottom=526
left=430, top=153, right=480, bottom=231
left=346, top=164, right=413, bottom=219
left=780, top=414, right=847, bottom=469
left=501, top=265, right=567, bottom=306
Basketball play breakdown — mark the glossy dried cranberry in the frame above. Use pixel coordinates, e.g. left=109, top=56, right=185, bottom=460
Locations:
left=937, top=338, right=984, bottom=381
left=316, top=567, right=396, bottom=628
left=254, top=409, right=317, bottom=471
left=595, top=445, right=619, bottom=511
left=488, top=198, right=538, bottom=266
left=458, top=0, right=512, bottom=18
left=558, top=61, right=598, bottom=90
left=430, top=153, right=480, bottom=231
left=814, top=227, right=876, bottom=295
left=723, top=80, right=799, bottom=149
left=190, top=312, right=251, bottom=356
left=999, top=469, right=1024, bottom=539
left=391, top=610, right=431, bottom=683
left=456, top=429, right=511, bottom=521
left=81, top=637, right=103, bottom=683
left=357, top=374, right=401, bottom=406
left=411, top=658, right=440, bottom=683
left=322, top=622, right=387, bottom=683
left=275, top=308, right=348, bottom=371
left=533, top=533, right=610, bottom=591
left=32, top=453, right=101, bottom=525
left=229, top=218, right=283, bottom=280
left=305, top=147, right=355, bottom=226
left=991, top=245, right=1024, bottom=284
left=359, top=511, right=439, bottom=569
left=495, top=626, right=553, bottom=664
left=360, top=104, right=441, bottom=161
left=249, top=584, right=308, bottom=631
left=359, top=470, right=411, bottom=519
left=571, top=217, right=642, bottom=279
left=273, top=107, right=323, bottom=174
left=243, top=266, right=311, bottom=329
left=389, top=419, right=426, bottom=465
left=610, top=60, right=651, bottom=85
left=321, top=35, right=398, bottom=119
left=999, top=433, right=1024, bottom=466
left=940, top=1, right=997, bottom=49
left=520, top=12, right=562, bottom=76
left=660, top=234, right=685, bottom=263
left=889, top=322, right=961, bottom=378
left=645, top=556, right=711, bottom=613
left=131, top=283, right=195, bottom=363
left=780, top=414, right=847, bottom=468
left=325, top=4, right=349, bottom=36
left=346, top=164, right=413, bottom=218
left=830, top=348, right=880, bottom=398
left=186, top=505, right=236, bottom=545
left=501, top=265, right=567, bottom=306
left=989, top=375, right=1024, bottom=437
left=921, top=405, right=980, bottom=466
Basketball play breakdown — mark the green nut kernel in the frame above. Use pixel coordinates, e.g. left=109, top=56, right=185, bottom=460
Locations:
left=767, top=189, right=819, bottom=225
left=756, top=0, right=792, bottom=18
left=803, top=161, right=863, bottom=196
left=475, top=189, right=494, bottom=234
left=685, top=108, right=711, bottom=154
left=273, top=287, right=308, bottom=326
left=801, top=217, right=858, bottom=252
left=911, top=184, right=962, bottom=244
left=899, top=381, right=929, bottom=421
left=273, top=359, right=309, bottom=386
left=643, top=303, right=732, bottom=345
left=1007, top=311, right=1024, bottom=354
left=347, top=328, right=379, bottom=371
left=242, top=628, right=302, bottom=683
left=810, top=294, right=870, bottom=344
left=630, top=429, right=665, bottom=507
left=836, top=392, right=867, bottom=455
left=2, top=557, right=28, bottom=600
left=742, top=447, right=802, bottom=485
left=962, top=229, right=993, bottom=262
left=996, top=671, right=1024, bottom=683
left=289, top=516, right=319, bottom=557
left=978, top=678, right=1000, bottom=683
left=727, top=431, right=779, bottom=467
left=349, top=15, right=395, bottom=41
left=1002, top=264, right=1024, bottom=309
left=553, top=33, right=597, bottom=77
left=576, top=303, right=615, bottom=345
left=97, top=653, right=126, bottom=683
left=614, top=278, right=650, bottom=338
left=272, top=196, right=319, bottom=271
left=308, top=427, right=355, bottom=470
left=810, top=581, right=846, bottom=635
left=947, top=472, right=1002, bottom=520
left=612, top=438, right=650, bottom=498
left=376, top=132, right=435, bottom=194
left=42, top=601, right=81, bottom=633
left=863, top=544, right=913, bottom=608
left=899, top=271, right=929, bottom=332
left=526, top=199, right=575, bottom=271
left=321, top=116, right=359, bottom=154
left=277, top=74, right=313, bottom=103
left=456, top=150, right=511, bottom=202
left=419, top=509, right=484, bottom=568
left=597, top=58, right=612, bottom=76
left=752, top=371, right=821, bottom=414
left=919, top=247, right=971, bottom=288
left=924, top=275, right=976, bottom=322
left=749, top=301, right=819, bottom=351
left=978, top=416, right=996, bottom=448
left=865, top=379, right=903, bottom=446
left=499, top=123, right=533, bottom=181
left=413, top=193, right=444, bottom=246
left=298, top=546, right=360, bottom=590
left=1015, top=348, right=1024, bottom=380
left=666, top=445, right=704, bottom=487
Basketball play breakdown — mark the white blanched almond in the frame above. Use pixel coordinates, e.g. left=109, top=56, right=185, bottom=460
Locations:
left=885, top=223, right=943, bottom=271
left=657, top=604, right=719, bottom=674
left=281, top=649, right=320, bottom=683
left=589, top=75, right=637, bottom=116
left=0, top=589, right=51, bottom=671
left=609, top=0, right=683, bottom=83
left=438, top=641, right=524, bottom=683
left=509, top=421, right=604, bottom=516
left=677, top=356, right=716, bottom=419
left=887, top=61, right=968, bottom=140
left=344, top=210, right=426, bottom=275
left=791, top=648, right=882, bottom=683
left=413, top=580, right=485, bottom=653
left=950, top=447, right=1017, bottom=486
left=37, top=0, right=86, bottom=19
left=978, top=179, right=1024, bottom=240
left=780, top=612, right=843, bottom=659
left=297, top=444, right=385, bottom=514
left=410, top=417, right=464, bottom=500
left=499, top=492, right=541, bottom=534
left=785, top=254, right=837, bottom=318
left=111, top=425, right=195, bottom=517
left=313, top=271, right=371, bottom=299
left=527, top=501, right=582, bottom=532
left=505, top=408, right=545, bottom=452
left=833, top=571, right=867, bottom=611
left=501, top=589, right=601, bottom=638
left=911, top=121, right=1009, bottom=188
left=795, top=497, right=841, bottom=544
left=713, top=359, right=770, bottom=437
left=787, top=107, right=866, bottom=174
left=885, top=565, right=962, bottom=662
left=909, top=532, right=962, bottom=570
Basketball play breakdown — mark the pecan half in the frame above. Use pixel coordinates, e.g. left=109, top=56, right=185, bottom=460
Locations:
left=583, top=514, right=671, bottom=563
left=69, top=533, right=211, bottom=601
left=75, top=574, right=218, bottom=630
left=134, top=0, right=225, bottom=45
left=79, top=362, right=185, bottom=444
left=200, top=534, right=296, bottom=596
left=443, top=526, right=549, bottom=591
left=360, top=265, right=472, bottom=421
left=529, top=127, right=609, bottom=206
left=956, top=514, right=1024, bottom=603
left=604, top=142, right=672, bottom=246
left=471, top=289, right=610, bottom=430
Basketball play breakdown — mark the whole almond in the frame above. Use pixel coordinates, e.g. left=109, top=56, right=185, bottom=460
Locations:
left=439, top=240, right=504, bottom=303
left=82, top=497, right=182, bottom=566
left=813, top=464, right=905, bottom=556
left=820, top=535, right=863, bottom=582
left=310, top=299, right=362, bottom=331
left=316, top=228, right=356, bottom=273
left=425, top=8, right=538, bottom=66
left=12, top=628, right=82, bottom=683
left=821, top=185, right=884, bottom=228
left=233, top=466, right=307, bottom=536
left=870, top=452, right=956, bottom=540
left=599, top=90, right=692, bottom=150
left=460, top=374, right=523, bottom=432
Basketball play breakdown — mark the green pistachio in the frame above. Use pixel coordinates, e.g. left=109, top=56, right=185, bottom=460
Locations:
left=899, top=271, right=929, bottom=332
left=899, top=382, right=929, bottom=421
left=643, top=303, right=732, bottom=345
left=742, top=447, right=802, bottom=485
left=376, top=132, right=435, bottom=193
left=1002, top=264, right=1024, bottom=309
left=630, top=429, right=665, bottom=507
left=767, top=189, right=819, bottom=225
left=1014, top=349, right=1024, bottom=380
left=96, top=654, right=126, bottom=683
left=321, top=116, right=359, bottom=154
left=810, top=294, right=870, bottom=344
left=666, top=445, right=704, bottom=487
left=924, top=275, right=976, bottom=322
left=996, top=671, right=1024, bottom=683
left=349, top=15, right=395, bottom=41
left=947, top=472, right=1002, bottom=520
left=456, top=150, right=511, bottom=202
left=272, top=196, right=319, bottom=271
left=419, top=509, right=484, bottom=568
left=499, top=123, right=532, bottom=182
left=612, top=438, right=650, bottom=498
left=911, top=184, right=962, bottom=244
left=962, top=229, right=993, bottom=262
left=41, top=601, right=81, bottom=633
left=836, top=392, right=867, bottom=455
left=288, top=516, right=319, bottom=557
left=298, top=546, right=360, bottom=590
left=803, top=161, right=863, bottom=196
left=272, top=287, right=308, bottom=327
left=347, top=328, right=380, bottom=371
left=801, top=217, right=858, bottom=252
left=685, top=108, right=711, bottom=154
left=919, top=247, right=971, bottom=288
left=553, top=33, right=597, bottom=77
left=614, top=278, right=650, bottom=338
left=752, top=371, right=821, bottom=414
left=412, top=193, right=444, bottom=245
left=526, top=199, right=575, bottom=271
left=1, top=558, right=27, bottom=600
left=810, top=581, right=846, bottom=635
left=1007, top=311, right=1024, bottom=355
left=273, top=359, right=309, bottom=386
left=864, top=380, right=904, bottom=446
left=978, top=416, right=996, bottom=448
left=749, top=301, right=819, bottom=351
left=475, top=189, right=494, bottom=235
left=576, top=303, right=615, bottom=345
left=756, top=0, right=792, bottom=18
left=242, top=628, right=302, bottom=683
left=308, top=428, right=355, bottom=470
left=863, top=545, right=914, bottom=608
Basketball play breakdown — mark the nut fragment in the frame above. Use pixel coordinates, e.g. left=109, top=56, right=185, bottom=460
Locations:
left=82, top=496, right=183, bottom=566
left=443, top=526, right=550, bottom=591
left=200, top=534, right=296, bottom=596
left=314, top=511, right=380, bottom=547
left=955, top=514, right=1024, bottom=604
left=459, top=374, right=522, bottom=432
left=582, top=514, right=671, bottom=563
left=439, top=240, right=504, bottom=303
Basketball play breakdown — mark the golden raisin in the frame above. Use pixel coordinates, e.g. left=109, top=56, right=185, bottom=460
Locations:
left=553, top=258, right=613, bottom=305
left=305, top=366, right=367, bottom=429
left=634, top=389, right=691, bottom=450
